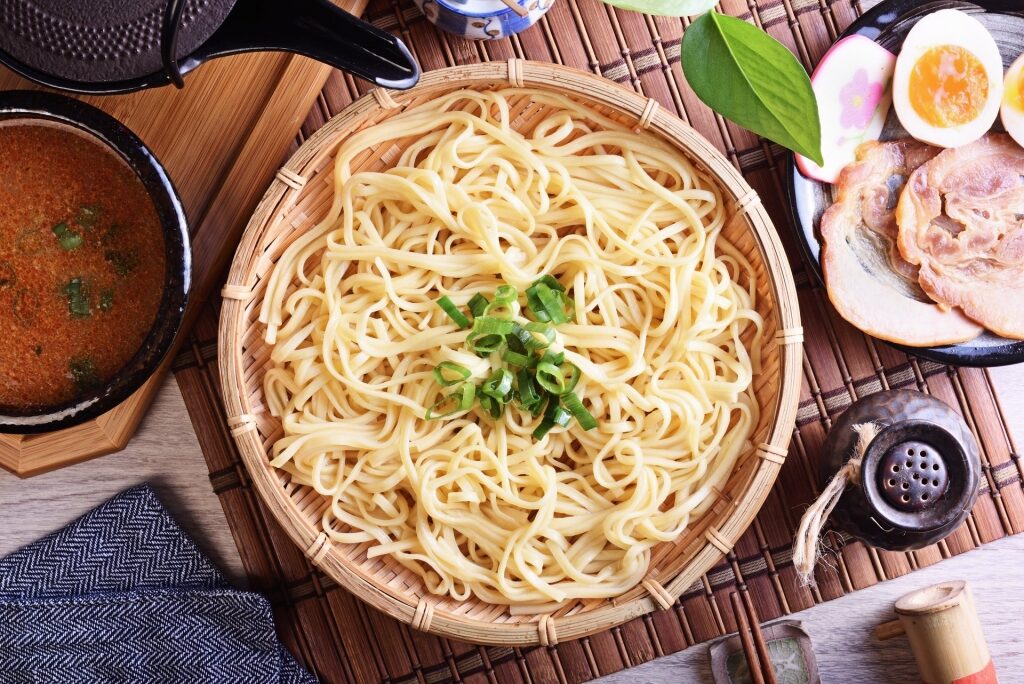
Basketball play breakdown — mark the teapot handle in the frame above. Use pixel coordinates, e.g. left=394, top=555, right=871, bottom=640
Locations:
left=197, top=0, right=420, bottom=89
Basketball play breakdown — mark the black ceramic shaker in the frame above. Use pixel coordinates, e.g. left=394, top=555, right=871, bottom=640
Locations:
left=820, top=389, right=981, bottom=551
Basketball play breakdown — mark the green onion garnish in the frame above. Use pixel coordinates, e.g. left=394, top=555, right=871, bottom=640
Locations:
left=523, top=322, right=555, bottom=349
left=532, top=401, right=573, bottom=440
left=467, top=293, right=489, bottom=318
left=434, top=362, right=470, bottom=387
left=69, top=356, right=99, bottom=393
left=99, top=289, right=114, bottom=312
left=561, top=363, right=581, bottom=395
left=481, top=369, right=514, bottom=402
left=535, top=361, right=566, bottom=395
left=515, top=369, right=541, bottom=410
left=561, top=392, right=597, bottom=430
left=437, top=295, right=471, bottom=329
left=479, top=394, right=504, bottom=419
left=425, top=280, right=596, bottom=437
left=425, top=383, right=476, bottom=419
left=501, top=349, right=531, bottom=367
left=533, top=283, right=570, bottom=324
left=62, top=277, right=90, bottom=318
left=484, top=284, right=519, bottom=318
left=52, top=222, right=84, bottom=251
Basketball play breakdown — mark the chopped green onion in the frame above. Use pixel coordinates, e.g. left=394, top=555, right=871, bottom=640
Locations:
left=104, top=249, right=138, bottom=277
left=484, top=284, right=518, bottom=318
left=62, top=278, right=90, bottom=318
left=467, top=293, right=489, bottom=318
left=534, top=283, right=570, bottom=324
left=502, top=349, right=531, bottom=367
left=52, top=222, right=83, bottom=251
left=479, top=394, right=504, bottom=419
left=515, top=369, right=541, bottom=410
left=472, top=316, right=517, bottom=335
left=99, top=290, right=114, bottom=312
left=535, top=274, right=565, bottom=292
left=482, top=369, right=514, bottom=402
left=561, top=392, right=597, bottom=430
left=535, top=361, right=566, bottom=395
left=523, top=322, right=555, bottom=349
left=76, top=204, right=101, bottom=229
left=532, top=401, right=573, bottom=440
left=426, top=383, right=476, bottom=419
left=540, top=350, right=565, bottom=366
left=69, top=356, right=99, bottom=393
left=466, top=334, right=503, bottom=355
left=434, top=362, right=471, bottom=387
left=524, top=286, right=551, bottom=322
left=561, top=363, right=581, bottom=395
left=437, top=295, right=471, bottom=329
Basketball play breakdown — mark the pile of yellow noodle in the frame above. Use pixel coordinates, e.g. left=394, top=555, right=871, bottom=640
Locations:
left=260, top=88, right=761, bottom=605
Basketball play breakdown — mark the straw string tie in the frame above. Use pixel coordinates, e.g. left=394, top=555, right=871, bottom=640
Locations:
left=793, top=422, right=879, bottom=585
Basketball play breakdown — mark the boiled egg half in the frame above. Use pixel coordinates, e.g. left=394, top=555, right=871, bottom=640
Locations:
left=1002, top=52, right=1024, bottom=148
left=892, top=9, right=1003, bottom=148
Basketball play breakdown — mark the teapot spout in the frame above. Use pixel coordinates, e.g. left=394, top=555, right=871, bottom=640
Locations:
left=200, top=0, right=420, bottom=89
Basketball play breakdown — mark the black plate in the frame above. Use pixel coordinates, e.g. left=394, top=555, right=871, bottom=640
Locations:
left=786, top=0, right=1024, bottom=367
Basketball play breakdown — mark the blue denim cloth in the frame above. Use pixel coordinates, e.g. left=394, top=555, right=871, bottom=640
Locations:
left=0, top=485, right=316, bottom=684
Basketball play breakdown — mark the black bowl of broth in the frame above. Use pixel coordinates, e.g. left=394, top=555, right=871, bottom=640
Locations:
left=0, top=91, right=189, bottom=433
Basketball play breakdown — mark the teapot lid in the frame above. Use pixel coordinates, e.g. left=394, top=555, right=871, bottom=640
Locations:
left=0, top=0, right=237, bottom=84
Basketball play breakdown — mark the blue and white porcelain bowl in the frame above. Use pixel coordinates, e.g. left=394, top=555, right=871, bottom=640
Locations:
left=416, top=0, right=553, bottom=40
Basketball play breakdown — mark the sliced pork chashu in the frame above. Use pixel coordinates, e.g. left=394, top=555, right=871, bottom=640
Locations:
left=897, top=133, right=1024, bottom=340
left=820, top=139, right=983, bottom=346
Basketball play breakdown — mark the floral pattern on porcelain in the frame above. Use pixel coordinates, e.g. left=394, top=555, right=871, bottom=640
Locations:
left=415, top=0, right=553, bottom=40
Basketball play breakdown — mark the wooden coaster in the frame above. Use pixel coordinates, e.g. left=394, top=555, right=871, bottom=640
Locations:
left=0, top=0, right=367, bottom=478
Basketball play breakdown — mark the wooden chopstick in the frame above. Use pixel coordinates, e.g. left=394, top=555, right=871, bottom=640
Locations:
left=729, top=590, right=777, bottom=684
left=741, top=590, right=777, bottom=684
left=730, top=592, right=766, bottom=684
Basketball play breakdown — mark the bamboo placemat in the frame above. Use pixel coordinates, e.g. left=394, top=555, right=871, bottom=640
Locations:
left=173, top=0, right=1024, bottom=681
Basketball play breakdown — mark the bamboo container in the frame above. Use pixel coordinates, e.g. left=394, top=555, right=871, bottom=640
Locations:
left=217, top=60, right=803, bottom=645
left=893, top=581, right=997, bottom=684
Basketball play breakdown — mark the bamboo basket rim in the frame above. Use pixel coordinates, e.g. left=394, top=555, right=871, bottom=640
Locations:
left=218, top=60, right=802, bottom=646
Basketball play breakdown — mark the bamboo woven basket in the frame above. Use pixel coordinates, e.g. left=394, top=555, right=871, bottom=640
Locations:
left=218, top=61, right=802, bottom=646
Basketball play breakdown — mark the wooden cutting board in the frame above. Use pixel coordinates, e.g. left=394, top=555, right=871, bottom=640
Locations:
left=0, top=0, right=367, bottom=477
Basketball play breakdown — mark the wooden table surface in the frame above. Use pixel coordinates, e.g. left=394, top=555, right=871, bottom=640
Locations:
left=1, top=366, right=1021, bottom=682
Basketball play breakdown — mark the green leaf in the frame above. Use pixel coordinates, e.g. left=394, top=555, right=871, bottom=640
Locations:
left=682, top=11, right=822, bottom=165
left=599, top=0, right=716, bottom=17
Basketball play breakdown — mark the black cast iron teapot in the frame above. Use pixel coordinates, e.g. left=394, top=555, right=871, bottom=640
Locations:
left=0, top=0, right=419, bottom=94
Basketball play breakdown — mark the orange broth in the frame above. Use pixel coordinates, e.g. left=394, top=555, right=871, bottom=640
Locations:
left=0, top=123, right=165, bottom=408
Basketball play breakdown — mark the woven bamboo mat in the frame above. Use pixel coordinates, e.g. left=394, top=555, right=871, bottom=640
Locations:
left=172, top=0, right=1024, bottom=681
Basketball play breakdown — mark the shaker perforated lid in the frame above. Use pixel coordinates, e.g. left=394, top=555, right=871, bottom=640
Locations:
left=0, top=0, right=238, bottom=83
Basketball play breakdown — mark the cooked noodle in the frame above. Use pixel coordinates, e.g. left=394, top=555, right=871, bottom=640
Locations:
left=259, top=88, right=762, bottom=605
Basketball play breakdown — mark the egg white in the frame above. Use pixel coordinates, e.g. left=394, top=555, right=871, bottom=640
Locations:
left=892, top=9, right=1003, bottom=148
left=1001, top=53, right=1024, bottom=148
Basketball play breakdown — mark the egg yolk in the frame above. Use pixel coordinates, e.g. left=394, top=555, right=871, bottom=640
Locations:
left=1008, top=69, right=1024, bottom=112
left=909, top=45, right=988, bottom=127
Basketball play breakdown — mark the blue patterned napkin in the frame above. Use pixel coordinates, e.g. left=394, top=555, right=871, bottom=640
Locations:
left=0, top=484, right=315, bottom=684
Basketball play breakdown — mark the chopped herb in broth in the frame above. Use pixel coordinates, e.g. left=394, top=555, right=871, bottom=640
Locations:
left=99, top=289, right=114, bottom=312
left=52, top=222, right=84, bottom=251
left=62, top=277, right=90, bottom=317
left=0, top=123, right=165, bottom=408
left=69, top=356, right=99, bottom=393
left=104, top=249, right=139, bottom=277
left=76, top=205, right=100, bottom=230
